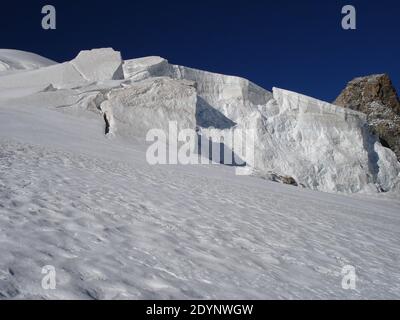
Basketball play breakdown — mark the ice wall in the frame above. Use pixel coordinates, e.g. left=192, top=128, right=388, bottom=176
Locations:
left=122, top=58, right=400, bottom=193
left=2, top=49, right=399, bottom=194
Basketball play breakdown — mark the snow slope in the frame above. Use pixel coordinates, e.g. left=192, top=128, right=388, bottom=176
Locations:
left=0, top=49, right=56, bottom=76
left=0, top=48, right=400, bottom=299
left=1, top=97, right=400, bottom=299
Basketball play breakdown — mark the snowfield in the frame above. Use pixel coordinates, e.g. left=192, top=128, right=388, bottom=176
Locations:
left=0, top=49, right=400, bottom=299
left=0, top=49, right=56, bottom=76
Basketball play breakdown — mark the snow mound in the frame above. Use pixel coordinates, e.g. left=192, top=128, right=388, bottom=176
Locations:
left=0, top=48, right=124, bottom=99
left=0, top=49, right=56, bottom=76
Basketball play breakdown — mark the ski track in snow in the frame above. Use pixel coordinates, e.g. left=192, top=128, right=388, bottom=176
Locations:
left=1, top=137, right=400, bottom=299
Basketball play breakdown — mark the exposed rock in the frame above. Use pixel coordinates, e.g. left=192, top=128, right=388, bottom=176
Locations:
left=0, top=49, right=56, bottom=76
left=334, top=74, right=400, bottom=161
left=261, top=172, right=299, bottom=186
left=281, top=175, right=298, bottom=186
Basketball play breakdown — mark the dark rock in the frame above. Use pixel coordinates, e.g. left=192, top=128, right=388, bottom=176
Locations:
left=281, top=176, right=298, bottom=186
left=334, top=74, right=400, bottom=161
left=260, top=171, right=298, bottom=187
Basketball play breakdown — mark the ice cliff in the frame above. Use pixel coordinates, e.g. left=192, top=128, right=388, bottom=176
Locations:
left=120, top=54, right=400, bottom=193
left=1, top=48, right=399, bottom=194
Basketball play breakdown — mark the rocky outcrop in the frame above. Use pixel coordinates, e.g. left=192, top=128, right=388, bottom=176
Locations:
left=334, top=74, right=400, bottom=161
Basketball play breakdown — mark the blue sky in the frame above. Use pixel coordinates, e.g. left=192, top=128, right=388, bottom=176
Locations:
left=1, top=0, right=399, bottom=101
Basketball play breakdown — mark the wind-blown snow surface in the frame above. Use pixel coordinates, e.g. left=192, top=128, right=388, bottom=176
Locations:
left=0, top=48, right=400, bottom=299
left=0, top=49, right=56, bottom=76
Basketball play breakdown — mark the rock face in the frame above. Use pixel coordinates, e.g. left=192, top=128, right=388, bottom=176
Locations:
left=334, top=74, right=400, bottom=161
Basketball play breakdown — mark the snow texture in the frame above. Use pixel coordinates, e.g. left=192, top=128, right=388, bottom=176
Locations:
left=0, top=48, right=400, bottom=299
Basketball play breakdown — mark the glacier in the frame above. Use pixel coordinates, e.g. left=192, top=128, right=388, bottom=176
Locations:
left=1, top=48, right=399, bottom=194
left=1, top=48, right=400, bottom=299
left=118, top=53, right=400, bottom=194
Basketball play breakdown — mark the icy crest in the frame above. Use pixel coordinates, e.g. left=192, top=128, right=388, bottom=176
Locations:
left=2, top=48, right=399, bottom=194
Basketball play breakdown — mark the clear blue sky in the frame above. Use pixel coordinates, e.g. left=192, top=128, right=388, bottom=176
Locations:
left=1, top=0, right=399, bottom=102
